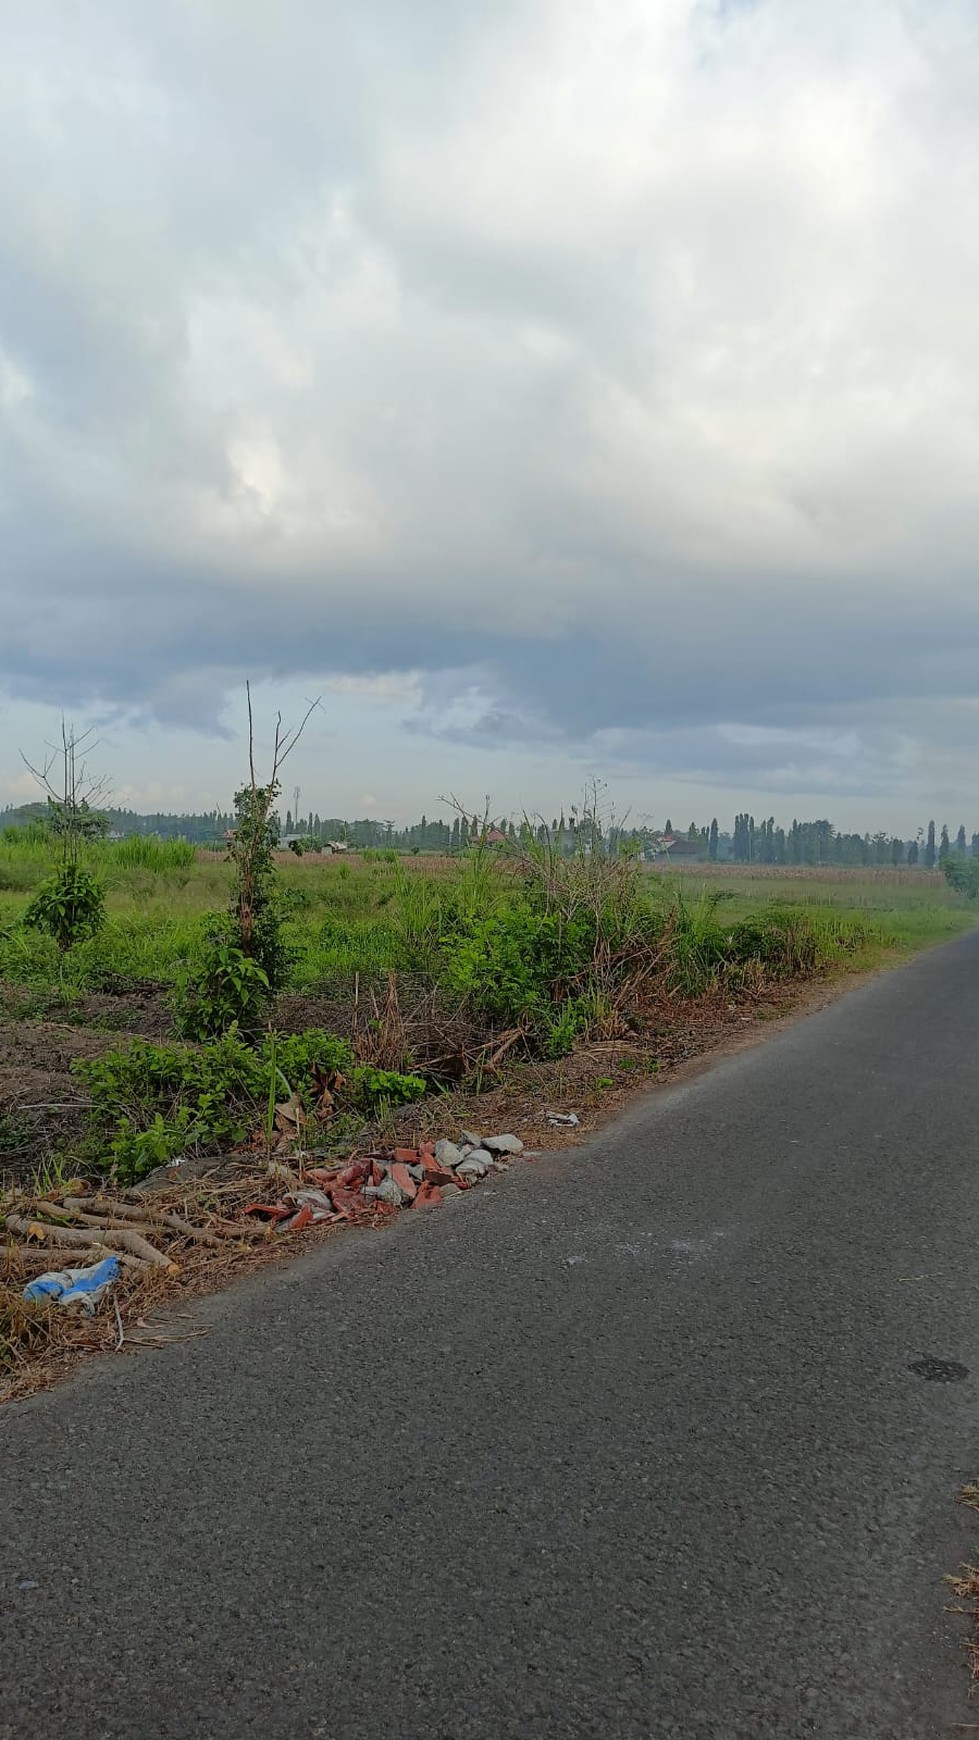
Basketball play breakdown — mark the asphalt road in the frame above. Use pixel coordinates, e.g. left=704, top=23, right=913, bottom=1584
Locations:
left=6, top=933, right=979, bottom=1739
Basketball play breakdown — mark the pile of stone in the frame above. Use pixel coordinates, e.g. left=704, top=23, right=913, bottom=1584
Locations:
left=246, top=1133, right=530, bottom=1230
left=366, top=1132, right=527, bottom=1207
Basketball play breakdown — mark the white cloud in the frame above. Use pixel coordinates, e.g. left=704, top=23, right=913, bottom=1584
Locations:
left=1, top=0, right=979, bottom=825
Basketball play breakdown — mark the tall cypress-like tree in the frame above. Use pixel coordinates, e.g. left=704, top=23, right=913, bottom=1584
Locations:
left=925, top=820, right=936, bottom=868
left=709, top=818, right=719, bottom=861
left=939, top=824, right=950, bottom=863
left=956, top=825, right=967, bottom=854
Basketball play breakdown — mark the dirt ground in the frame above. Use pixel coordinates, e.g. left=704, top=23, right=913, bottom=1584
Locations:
left=0, top=968, right=865, bottom=1189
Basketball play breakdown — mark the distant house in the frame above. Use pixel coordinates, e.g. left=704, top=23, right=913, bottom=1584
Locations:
left=326, top=840, right=349, bottom=854
left=649, top=832, right=704, bottom=861
left=470, top=825, right=509, bottom=848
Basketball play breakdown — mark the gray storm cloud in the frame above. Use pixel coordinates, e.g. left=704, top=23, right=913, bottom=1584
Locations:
left=2, top=0, right=979, bottom=804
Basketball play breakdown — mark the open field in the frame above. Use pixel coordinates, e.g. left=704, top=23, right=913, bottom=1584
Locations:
left=645, top=862, right=971, bottom=956
left=0, top=848, right=970, bottom=997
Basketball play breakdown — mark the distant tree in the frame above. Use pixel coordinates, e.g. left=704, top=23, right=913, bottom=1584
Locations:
left=939, top=824, right=950, bottom=863
left=972, top=833, right=979, bottom=859
left=665, top=818, right=673, bottom=836
left=925, top=821, right=936, bottom=868
left=891, top=837, right=904, bottom=867
left=709, top=818, right=719, bottom=861
left=907, top=839, right=919, bottom=867
left=957, top=825, right=967, bottom=854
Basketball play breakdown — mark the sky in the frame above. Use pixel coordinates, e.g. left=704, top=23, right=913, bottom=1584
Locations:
left=2, top=0, right=979, bottom=832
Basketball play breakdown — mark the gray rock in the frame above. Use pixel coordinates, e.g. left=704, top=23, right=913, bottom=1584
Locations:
left=132, top=1153, right=217, bottom=1195
left=376, top=1177, right=406, bottom=1207
left=460, top=1131, right=484, bottom=1149
left=438, top=1183, right=462, bottom=1200
left=435, top=1139, right=464, bottom=1169
left=406, top=1162, right=425, bottom=1183
left=483, top=1134, right=524, bottom=1156
left=456, top=1149, right=492, bottom=1179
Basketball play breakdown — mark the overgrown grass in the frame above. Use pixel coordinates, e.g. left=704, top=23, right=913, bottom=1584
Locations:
left=647, top=865, right=972, bottom=958
left=0, top=841, right=974, bottom=1013
left=2, top=835, right=976, bottom=1196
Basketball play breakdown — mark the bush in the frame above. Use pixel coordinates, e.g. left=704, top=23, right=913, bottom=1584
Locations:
left=109, top=1109, right=201, bottom=1183
left=72, top=1028, right=426, bottom=1178
left=172, top=930, right=271, bottom=1039
left=24, top=866, right=106, bottom=952
left=726, top=909, right=821, bottom=977
left=442, top=903, right=597, bottom=1033
left=943, top=856, right=979, bottom=898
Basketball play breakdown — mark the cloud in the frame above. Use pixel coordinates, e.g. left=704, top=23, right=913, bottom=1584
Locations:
left=2, top=0, right=979, bottom=817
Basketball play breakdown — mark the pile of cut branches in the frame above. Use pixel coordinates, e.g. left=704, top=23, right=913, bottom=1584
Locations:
left=1, top=1183, right=246, bottom=1274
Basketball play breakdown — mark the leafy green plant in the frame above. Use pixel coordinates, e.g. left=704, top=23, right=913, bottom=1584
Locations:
left=109, top=1108, right=200, bottom=1184
left=353, top=1063, right=427, bottom=1108
left=180, top=691, right=319, bottom=1036
left=0, top=1113, right=32, bottom=1158
left=24, top=865, right=106, bottom=953
left=943, top=855, right=979, bottom=898
left=442, top=904, right=597, bottom=1031
left=173, top=931, right=271, bottom=1039
left=72, top=1027, right=426, bottom=1174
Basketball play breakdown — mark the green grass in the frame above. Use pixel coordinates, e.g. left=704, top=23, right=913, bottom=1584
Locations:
left=644, top=866, right=975, bottom=960
left=0, top=847, right=974, bottom=1004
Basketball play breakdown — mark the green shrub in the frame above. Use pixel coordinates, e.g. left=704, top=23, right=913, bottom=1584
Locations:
left=72, top=1027, right=426, bottom=1175
left=74, top=1031, right=267, bottom=1152
left=726, top=909, right=821, bottom=976
left=269, top=1028, right=355, bottom=1087
left=353, top=1063, right=427, bottom=1107
left=109, top=1109, right=201, bottom=1184
left=943, top=856, right=979, bottom=898
left=24, top=865, right=106, bottom=952
left=173, top=931, right=271, bottom=1039
left=441, top=903, right=597, bottom=1031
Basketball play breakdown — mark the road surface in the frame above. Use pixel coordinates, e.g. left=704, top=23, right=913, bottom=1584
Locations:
left=5, top=932, right=979, bottom=1738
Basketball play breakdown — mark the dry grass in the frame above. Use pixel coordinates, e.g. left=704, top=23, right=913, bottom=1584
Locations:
left=0, top=1169, right=396, bottom=1404
left=946, top=1483, right=979, bottom=1685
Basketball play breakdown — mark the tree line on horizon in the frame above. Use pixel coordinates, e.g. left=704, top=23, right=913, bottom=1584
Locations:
left=722, top=815, right=972, bottom=868
left=1, top=800, right=974, bottom=867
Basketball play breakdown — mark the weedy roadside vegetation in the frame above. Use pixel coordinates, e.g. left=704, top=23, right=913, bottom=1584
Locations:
left=0, top=768, right=975, bottom=1215
left=2, top=764, right=978, bottom=1393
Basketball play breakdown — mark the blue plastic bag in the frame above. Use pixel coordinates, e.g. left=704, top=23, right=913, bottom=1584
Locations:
left=23, top=1255, right=120, bottom=1314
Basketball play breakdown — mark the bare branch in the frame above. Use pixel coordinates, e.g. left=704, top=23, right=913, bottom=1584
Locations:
left=246, top=681, right=256, bottom=795
left=270, top=696, right=321, bottom=781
